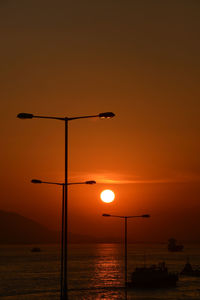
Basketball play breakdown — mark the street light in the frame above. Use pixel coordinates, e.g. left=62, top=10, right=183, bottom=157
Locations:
left=17, top=112, right=115, bottom=120
left=102, top=213, right=150, bottom=289
left=31, top=179, right=96, bottom=299
left=31, top=179, right=96, bottom=185
left=18, top=111, right=115, bottom=300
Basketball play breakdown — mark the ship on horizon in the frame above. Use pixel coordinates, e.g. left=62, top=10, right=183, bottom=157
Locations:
left=168, top=238, right=184, bottom=252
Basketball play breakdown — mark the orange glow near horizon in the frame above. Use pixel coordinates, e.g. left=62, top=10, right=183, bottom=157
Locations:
left=100, top=190, right=115, bottom=203
left=1, top=1, right=200, bottom=243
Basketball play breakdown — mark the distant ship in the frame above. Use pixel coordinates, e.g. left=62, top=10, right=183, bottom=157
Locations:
left=31, top=247, right=41, bottom=252
left=180, top=258, right=200, bottom=277
left=129, top=262, right=178, bottom=288
left=168, top=238, right=184, bottom=252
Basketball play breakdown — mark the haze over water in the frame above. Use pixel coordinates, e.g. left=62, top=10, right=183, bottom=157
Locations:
left=1, top=243, right=200, bottom=299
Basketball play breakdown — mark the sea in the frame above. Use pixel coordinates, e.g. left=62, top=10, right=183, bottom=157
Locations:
left=0, top=243, right=200, bottom=299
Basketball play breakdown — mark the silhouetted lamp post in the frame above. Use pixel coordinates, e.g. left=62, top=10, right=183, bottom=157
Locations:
left=17, top=111, right=115, bottom=300
left=31, top=179, right=95, bottom=299
left=102, top=213, right=150, bottom=289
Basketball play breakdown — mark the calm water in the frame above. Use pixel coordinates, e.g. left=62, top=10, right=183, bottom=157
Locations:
left=1, top=243, right=200, bottom=299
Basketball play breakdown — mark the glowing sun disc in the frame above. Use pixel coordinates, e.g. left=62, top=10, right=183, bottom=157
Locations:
left=100, top=189, right=115, bottom=203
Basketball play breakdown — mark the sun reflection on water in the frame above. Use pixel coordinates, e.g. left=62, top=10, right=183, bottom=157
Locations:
left=92, top=244, right=123, bottom=288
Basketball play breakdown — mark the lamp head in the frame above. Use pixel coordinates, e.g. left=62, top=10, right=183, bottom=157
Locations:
left=142, top=214, right=150, bottom=218
left=17, top=113, right=34, bottom=119
left=31, top=179, right=42, bottom=184
left=99, top=112, right=115, bottom=119
left=102, top=213, right=111, bottom=217
left=85, top=181, right=96, bottom=184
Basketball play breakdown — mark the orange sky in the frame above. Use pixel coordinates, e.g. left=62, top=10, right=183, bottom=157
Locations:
left=0, top=0, right=200, bottom=242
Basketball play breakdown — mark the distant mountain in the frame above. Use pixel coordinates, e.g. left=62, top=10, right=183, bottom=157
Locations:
left=0, top=210, right=118, bottom=244
left=0, top=210, right=58, bottom=244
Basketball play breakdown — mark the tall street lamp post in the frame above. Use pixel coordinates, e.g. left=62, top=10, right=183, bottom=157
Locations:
left=17, top=111, right=115, bottom=300
left=102, top=213, right=150, bottom=289
left=31, top=179, right=96, bottom=299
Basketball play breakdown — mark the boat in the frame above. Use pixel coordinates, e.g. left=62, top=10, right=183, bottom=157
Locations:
left=168, top=238, right=184, bottom=252
left=180, top=258, right=200, bottom=277
left=31, top=247, right=41, bottom=252
left=129, top=262, right=178, bottom=288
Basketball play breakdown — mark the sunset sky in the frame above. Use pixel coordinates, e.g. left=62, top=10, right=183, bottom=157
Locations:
left=1, top=0, right=200, bottom=242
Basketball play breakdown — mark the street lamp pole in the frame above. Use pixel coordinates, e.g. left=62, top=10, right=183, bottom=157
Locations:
left=18, top=111, right=115, bottom=300
left=61, top=183, right=65, bottom=299
left=64, top=119, right=68, bottom=299
left=102, top=213, right=150, bottom=289
left=124, top=216, right=127, bottom=288
left=31, top=179, right=96, bottom=299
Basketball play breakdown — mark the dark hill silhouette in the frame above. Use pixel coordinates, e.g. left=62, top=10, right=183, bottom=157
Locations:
left=0, top=210, right=114, bottom=244
left=0, top=210, right=58, bottom=244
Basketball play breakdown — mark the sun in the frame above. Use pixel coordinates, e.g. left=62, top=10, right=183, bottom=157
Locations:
left=100, top=189, right=115, bottom=203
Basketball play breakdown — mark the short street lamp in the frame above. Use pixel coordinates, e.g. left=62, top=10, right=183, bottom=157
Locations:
left=18, top=111, right=115, bottom=300
left=31, top=179, right=96, bottom=299
left=102, top=213, right=150, bottom=288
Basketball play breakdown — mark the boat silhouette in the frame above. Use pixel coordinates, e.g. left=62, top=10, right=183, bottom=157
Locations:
left=31, top=247, right=41, bottom=252
left=168, top=238, right=184, bottom=252
left=180, top=257, right=200, bottom=277
left=128, top=262, right=178, bottom=288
